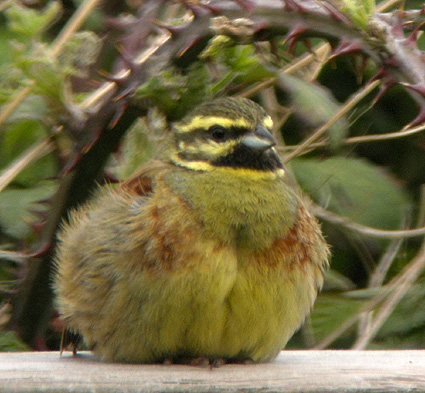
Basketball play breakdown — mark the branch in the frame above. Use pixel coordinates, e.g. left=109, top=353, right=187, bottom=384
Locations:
left=313, top=204, right=425, bottom=239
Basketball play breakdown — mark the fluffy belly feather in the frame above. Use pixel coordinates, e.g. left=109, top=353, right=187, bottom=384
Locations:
left=83, top=245, right=321, bottom=363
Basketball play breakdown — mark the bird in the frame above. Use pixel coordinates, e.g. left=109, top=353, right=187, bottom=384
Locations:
left=53, top=97, right=330, bottom=365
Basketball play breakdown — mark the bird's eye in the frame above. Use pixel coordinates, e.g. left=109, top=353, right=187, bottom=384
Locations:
left=209, top=126, right=226, bottom=142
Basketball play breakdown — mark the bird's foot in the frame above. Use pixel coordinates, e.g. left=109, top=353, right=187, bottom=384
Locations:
left=226, top=357, right=254, bottom=365
left=164, top=356, right=227, bottom=368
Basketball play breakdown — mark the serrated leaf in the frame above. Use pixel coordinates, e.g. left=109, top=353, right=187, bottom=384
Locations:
left=135, top=64, right=212, bottom=120
left=5, top=2, right=62, bottom=40
left=57, top=32, right=102, bottom=78
left=291, top=157, right=410, bottom=230
left=17, top=42, right=64, bottom=103
left=0, top=181, right=57, bottom=239
left=224, top=45, right=274, bottom=84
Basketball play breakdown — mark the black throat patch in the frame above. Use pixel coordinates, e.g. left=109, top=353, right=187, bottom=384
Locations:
left=211, top=144, right=283, bottom=171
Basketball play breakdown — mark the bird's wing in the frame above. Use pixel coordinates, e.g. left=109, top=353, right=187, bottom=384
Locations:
left=121, top=159, right=171, bottom=196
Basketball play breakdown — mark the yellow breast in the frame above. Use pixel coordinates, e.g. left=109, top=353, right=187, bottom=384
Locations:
left=54, top=169, right=327, bottom=363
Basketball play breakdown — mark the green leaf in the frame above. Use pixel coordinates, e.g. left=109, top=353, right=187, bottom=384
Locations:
left=0, top=181, right=57, bottom=239
left=5, top=95, right=49, bottom=123
left=291, top=157, right=410, bottom=230
left=278, top=74, right=348, bottom=151
left=107, top=119, right=156, bottom=180
left=0, top=120, right=56, bottom=186
left=0, top=331, right=31, bottom=352
left=310, top=293, right=364, bottom=343
left=57, top=32, right=102, bottom=78
left=341, top=0, right=375, bottom=31
left=135, top=64, right=212, bottom=120
left=5, top=2, right=62, bottom=40
left=378, top=282, right=425, bottom=338
left=17, top=42, right=65, bottom=104
left=202, top=38, right=274, bottom=86
left=324, top=269, right=356, bottom=291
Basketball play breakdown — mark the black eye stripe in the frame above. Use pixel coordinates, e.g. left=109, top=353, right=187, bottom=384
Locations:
left=209, top=126, right=227, bottom=141
left=230, top=126, right=249, bottom=138
left=207, top=126, right=251, bottom=143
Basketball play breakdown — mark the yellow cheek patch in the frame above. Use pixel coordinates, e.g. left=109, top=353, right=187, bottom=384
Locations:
left=170, top=152, right=285, bottom=179
left=181, top=139, right=238, bottom=157
left=170, top=153, right=216, bottom=171
left=176, top=116, right=251, bottom=133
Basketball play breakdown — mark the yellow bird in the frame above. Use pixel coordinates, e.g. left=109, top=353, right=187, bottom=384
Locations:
left=53, top=97, right=329, bottom=364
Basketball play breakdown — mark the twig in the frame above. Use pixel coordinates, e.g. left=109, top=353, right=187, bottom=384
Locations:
left=357, top=233, right=405, bottom=342
left=278, top=121, right=425, bottom=152
left=239, top=43, right=331, bottom=98
left=315, top=237, right=425, bottom=349
left=50, top=0, right=102, bottom=58
left=369, top=236, right=405, bottom=288
left=0, top=138, right=54, bottom=193
left=376, top=0, right=403, bottom=12
left=0, top=250, right=29, bottom=265
left=353, top=239, right=425, bottom=349
left=313, top=204, right=425, bottom=239
left=282, top=80, right=380, bottom=162
left=0, top=85, right=33, bottom=129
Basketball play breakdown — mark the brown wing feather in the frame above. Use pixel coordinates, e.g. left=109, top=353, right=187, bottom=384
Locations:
left=121, top=160, right=170, bottom=196
left=254, top=204, right=329, bottom=273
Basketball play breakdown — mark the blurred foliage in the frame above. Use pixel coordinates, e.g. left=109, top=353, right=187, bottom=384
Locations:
left=0, top=330, right=30, bottom=352
left=291, top=157, right=410, bottom=230
left=0, top=0, right=425, bottom=353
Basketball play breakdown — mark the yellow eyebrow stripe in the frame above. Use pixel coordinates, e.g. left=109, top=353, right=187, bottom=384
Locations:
left=176, top=115, right=274, bottom=134
left=263, top=116, right=273, bottom=129
left=179, top=139, right=238, bottom=157
left=176, top=116, right=251, bottom=133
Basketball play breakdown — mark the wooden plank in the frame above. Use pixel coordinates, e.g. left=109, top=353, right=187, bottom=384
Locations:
left=0, top=350, right=424, bottom=393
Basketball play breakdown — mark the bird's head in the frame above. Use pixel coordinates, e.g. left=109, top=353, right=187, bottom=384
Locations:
left=168, top=98, right=284, bottom=176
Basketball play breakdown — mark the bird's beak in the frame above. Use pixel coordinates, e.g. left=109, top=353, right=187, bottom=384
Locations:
left=241, top=125, right=277, bottom=151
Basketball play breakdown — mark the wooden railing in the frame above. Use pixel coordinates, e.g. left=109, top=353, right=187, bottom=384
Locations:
left=1, top=350, right=424, bottom=392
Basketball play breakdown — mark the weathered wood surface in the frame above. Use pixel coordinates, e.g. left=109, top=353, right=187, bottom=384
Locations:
left=0, top=350, right=424, bottom=393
